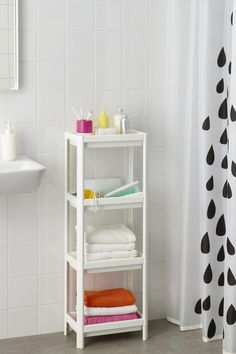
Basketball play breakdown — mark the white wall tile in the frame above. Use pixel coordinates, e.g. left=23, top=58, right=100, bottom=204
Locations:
left=124, top=61, right=147, bottom=90
left=123, top=90, right=147, bottom=119
left=14, top=123, right=37, bottom=154
left=19, top=62, right=36, bottom=92
left=0, top=248, right=7, bottom=278
left=149, top=30, right=167, bottom=60
left=148, top=1, right=168, bottom=31
left=8, top=194, right=36, bottom=217
left=37, top=92, right=65, bottom=122
left=67, top=61, right=93, bottom=91
left=38, top=243, right=64, bottom=274
left=38, top=273, right=64, bottom=305
left=66, top=0, right=94, bottom=30
left=67, top=31, right=93, bottom=61
left=149, top=60, right=166, bottom=89
left=19, top=31, right=36, bottom=61
left=8, top=214, right=36, bottom=246
left=37, top=31, right=65, bottom=61
left=9, top=307, right=37, bottom=337
left=38, top=303, right=63, bottom=334
left=124, top=31, right=148, bottom=61
left=123, top=0, right=147, bottom=30
left=95, top=0, right=122, bottom=30
left=37, top=62, right=65, bottom=92
left=8, top=277, right=37, bottom=308
left=37, top=181, right=64, bottom=213
left=37, top=0, right=65, bottom=30
left=7, top=93, right=36, bottom=123
left=38, top=213, right=64, bottom=244
left=148, top=89, right=166, bottom=117
left=95, top=61, right=121, bottom=90
left=37, top=153, right=64, bottom=183
left=0, top=279, right=7, bottom=310
left=37, top=123, right=65, bottom=153
left=8, top=246, right=37, bottom=278
left=95, top=90, right=122, bottom=118
left=95, top=31, right=121, bottom=61
left=0, top=311, right=8, bottom=339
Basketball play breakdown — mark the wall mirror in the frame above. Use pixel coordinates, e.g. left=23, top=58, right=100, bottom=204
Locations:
left=0, top=0, right=18, bottom=90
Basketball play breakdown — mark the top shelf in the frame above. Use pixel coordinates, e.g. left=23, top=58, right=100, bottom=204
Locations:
left=65, top=130, right=146, bottom=149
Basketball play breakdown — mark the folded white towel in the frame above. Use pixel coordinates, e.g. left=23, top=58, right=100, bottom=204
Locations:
left=83, top=304, right=138, bottom=316
left=85, top=224, right=136, bottom=244
left=85, top=249, right=137, bottom=261
left=85, top=242, right=135, bottom=253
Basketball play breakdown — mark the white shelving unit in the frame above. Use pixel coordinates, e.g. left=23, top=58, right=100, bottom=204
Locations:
left=64, top=130, right=148, bottom=349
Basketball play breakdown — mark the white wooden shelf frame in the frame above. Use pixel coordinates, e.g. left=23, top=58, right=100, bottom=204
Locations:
left=64, top=130, right=148, bottom=349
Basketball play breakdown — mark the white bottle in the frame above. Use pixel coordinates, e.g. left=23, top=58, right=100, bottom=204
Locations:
left=1, top=122, right=16, bottom=161
left=113, top=108, right=124, bottom=134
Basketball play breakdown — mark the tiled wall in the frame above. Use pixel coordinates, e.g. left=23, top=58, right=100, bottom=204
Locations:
left=0, top=0, right=168, bottom=338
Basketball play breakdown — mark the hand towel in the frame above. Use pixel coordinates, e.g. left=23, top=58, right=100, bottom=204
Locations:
left=84, top=313, right=139, bottom=325
left=85, top=224, right=136, bottom=244
left=84, top=304, right=137, bottom=316
left=85, top=250, right=137, bottom=261
left=69, top=312, right=139, bottom=325
left=85, top=242, right=135, bottom=253
left=84, top=288, right=136, bottom=307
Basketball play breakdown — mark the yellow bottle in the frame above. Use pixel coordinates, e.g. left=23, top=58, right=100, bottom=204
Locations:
left=98, top=110, right=109, bottom=128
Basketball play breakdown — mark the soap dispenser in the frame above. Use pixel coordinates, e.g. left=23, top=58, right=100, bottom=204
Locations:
left=1, top=122, right=16, bottom=161
left=113, top=108, right=124, bottom=133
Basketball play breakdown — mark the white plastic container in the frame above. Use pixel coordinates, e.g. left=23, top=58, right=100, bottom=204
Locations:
left=113, top=108, right=124, bottom=133
left=1, top=122, right=16, bottom=161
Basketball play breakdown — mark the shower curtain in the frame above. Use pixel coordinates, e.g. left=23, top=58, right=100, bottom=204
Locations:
left=166, top=1, right=236, bottom=353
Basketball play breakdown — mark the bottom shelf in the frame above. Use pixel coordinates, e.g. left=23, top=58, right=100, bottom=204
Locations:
left=65, top=312, right=143, bottom=337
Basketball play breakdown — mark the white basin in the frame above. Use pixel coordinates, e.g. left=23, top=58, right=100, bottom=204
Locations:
left=0, top=158, right=46, bottom=193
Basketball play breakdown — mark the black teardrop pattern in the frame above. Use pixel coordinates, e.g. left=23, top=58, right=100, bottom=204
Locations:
left=202, top=116, right=210, bottom=130
left=216, top=215, right=226, bottom=236
left=194, top=299, right=202, bottom=314
left=203, top=264, right=213, bottom=284
left=226, top=305, right=236, bottom=325
left=217, top=245, right=225, bottom=262
left=217, top=48, right=226, bottom=67
left=219, top=298, right=224, bottom=317
left=231, top=12, right=234, bottom=26
left=218, top=98, right=228, bottom=119
left=218, top=272, right=225, bottom=287
left=207, top=199, right=216, bottom=219
left=206, top=176, right=214, bottom=191
left=223, top=180, right=232, bottom=199
left=201, top=233, right=210, bottom=254
left=206, top=145, right=215, bottom=165
left=216, top=78, right=224, bottom=93
left=220, top=129, right=228, bottom=144
left=207, top=319, right=216, bottom=339
left=231, top=161, right=236, bottom=177
left=198, top=37, right=236, bottom=339
left=227, top=238, right=235, bottom=255
left=221, top=155, right=228, bottom=169
left=203, top=295, right=211, bottom=311
left=230, top=105, right=236, bottom=121
left=228, top=269, right=236, bottom=286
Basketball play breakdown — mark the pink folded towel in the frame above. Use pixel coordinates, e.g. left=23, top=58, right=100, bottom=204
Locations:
left=84, top=313, right=139, bottom=325
left=69, top=312, right=139, bottom=324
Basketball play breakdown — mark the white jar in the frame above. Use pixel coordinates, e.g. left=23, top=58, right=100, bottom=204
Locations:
left=113, top=108, right=124, bottom=134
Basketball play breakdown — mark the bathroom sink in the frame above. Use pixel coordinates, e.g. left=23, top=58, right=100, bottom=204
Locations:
left=0, top=158, right=46, bottom=193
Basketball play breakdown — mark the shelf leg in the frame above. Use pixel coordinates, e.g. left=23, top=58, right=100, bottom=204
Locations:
left=64, top=322, right=69, bottom=336
left=142, top=323, right=148, bottom=341
left=76, top=332, right=84, bottom=349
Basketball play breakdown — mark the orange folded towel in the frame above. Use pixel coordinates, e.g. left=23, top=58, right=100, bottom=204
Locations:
left=84, top=288, right=136, bottom=308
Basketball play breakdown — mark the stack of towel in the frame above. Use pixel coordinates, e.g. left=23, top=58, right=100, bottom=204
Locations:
left=70, top=288, right=139, bottom=325
left=85, top=224, right=137, bottom=261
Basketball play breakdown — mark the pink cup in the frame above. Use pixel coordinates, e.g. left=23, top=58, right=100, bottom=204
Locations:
left=76, top=119, right=93, bottom=134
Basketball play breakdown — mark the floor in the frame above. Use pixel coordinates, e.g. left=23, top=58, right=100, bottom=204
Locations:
left=0, top=320, right=222, bottom=354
